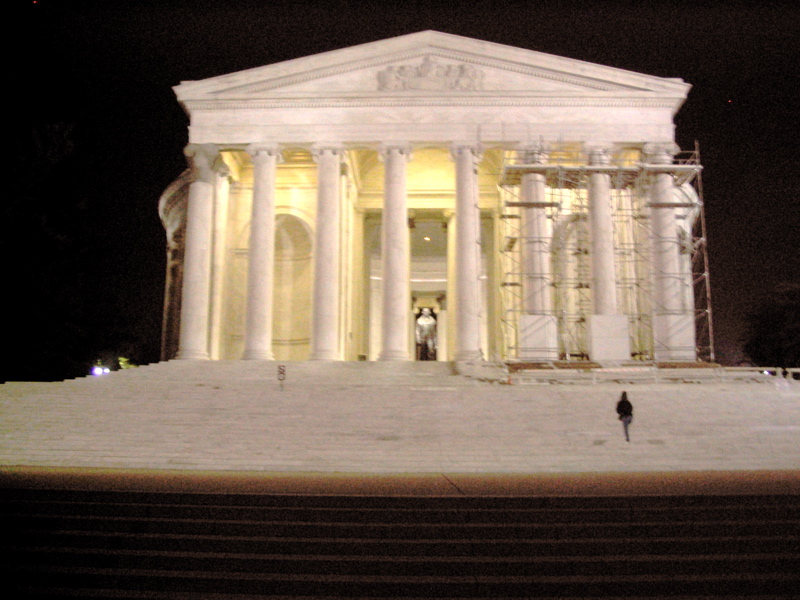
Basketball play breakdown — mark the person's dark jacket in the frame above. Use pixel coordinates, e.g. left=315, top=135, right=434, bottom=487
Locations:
left=616, top=393, right=633, bottom=418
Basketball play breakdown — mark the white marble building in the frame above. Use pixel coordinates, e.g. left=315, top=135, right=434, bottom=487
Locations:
left=159, top=31, right=703, bottom=364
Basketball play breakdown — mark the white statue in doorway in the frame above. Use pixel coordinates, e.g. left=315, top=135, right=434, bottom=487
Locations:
left=415, top=308, right=437, bottom=360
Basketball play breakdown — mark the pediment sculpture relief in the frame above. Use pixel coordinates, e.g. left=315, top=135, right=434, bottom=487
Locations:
left=377, top=56, right=483, bottom=91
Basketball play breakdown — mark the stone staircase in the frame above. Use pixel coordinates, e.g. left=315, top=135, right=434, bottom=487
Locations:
left=3, top=484, right=799, bottom=599
left=1, top=360, right=469, bottom=398
left=104, top=359, right=468, bottom=385
left=3, top=358, right=798, bottom=473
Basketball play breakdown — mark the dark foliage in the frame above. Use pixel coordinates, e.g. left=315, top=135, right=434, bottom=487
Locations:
left=742, top=283, right=800, bottom=368
left=2, top=121, right=133, bottom=382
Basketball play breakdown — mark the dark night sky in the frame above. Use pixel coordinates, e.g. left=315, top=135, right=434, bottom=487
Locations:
left=7, top=0, right=799, bottom=380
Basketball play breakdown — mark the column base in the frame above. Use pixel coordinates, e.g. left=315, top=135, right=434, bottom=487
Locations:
left=309, top=352, right=341, bottom=361
left=587, top=314, right=631, bottom=362
left=454, top=350, right=483, bottom=362
left=518, top=315, right=559, bottom=360
left=653, top=314, right=696, bottom=362
left=242, top=350, right=275, bottom=360
left=175, top=350, right=210, bottom=360
left=378, top=350, right=411, bottom=361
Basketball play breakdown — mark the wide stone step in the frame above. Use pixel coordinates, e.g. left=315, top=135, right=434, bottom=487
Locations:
left=9, top=488, right=798, bottom=508
left=11, top=566, right=799, bottom=598
left=9, top=500, right=798, bottom=524
left=10, top=546, right=800, bottom=577
left=9, top=513, right=798, bottom=540
left=96, top=360, right=463, bottom=384
left=7, top=492, right=798, bottom=528
left=10, top=529, right=800, bottom=559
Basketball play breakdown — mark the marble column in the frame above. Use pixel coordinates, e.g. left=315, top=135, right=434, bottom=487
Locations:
left=586, top=145, right=630, bottom=361
left=310, top=146, right=343, bottom=360
left=519, top=144, right=558, bottom=360
left=587, top=146, right=617, bottom=315
left=444, top=210, right=456, bottom=360
left=209, top=164, right=231, bottom=359
left=379, top=144, right=412, bottom=360
left=243, top=144, right=281, bottom=360
left=451, top=144, right=483, bottom=362
left=177, top=143, right=218, bottom=360
left=646, top=143, right=696, bottom=361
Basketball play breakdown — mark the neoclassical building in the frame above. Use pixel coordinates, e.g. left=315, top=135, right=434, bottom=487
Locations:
left=159, top=31, right=706, bottom=364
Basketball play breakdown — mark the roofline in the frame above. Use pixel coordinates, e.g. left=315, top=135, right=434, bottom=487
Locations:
left=174, top=30, right=691, bottom=104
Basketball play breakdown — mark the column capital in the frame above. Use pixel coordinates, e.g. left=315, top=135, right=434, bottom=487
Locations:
left=246, top=143, right=283, bottom=163
left=184, top=144, right=219, bottom=183
left=519, top=142, right=550, bottom=164
left=378, top=142, right=413, bottom=161
left=584, top=144, right=612, bottom=166
left=311, top=144, right=344, bottom=161
left=217, top=163, right=231, bottom=180
left=450, top=142, right=483, bottom=161
left=643, top=142, right=680, bottom=164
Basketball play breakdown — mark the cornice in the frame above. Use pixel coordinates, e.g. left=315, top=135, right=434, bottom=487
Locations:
left=185, top=97, right=681, bottom=110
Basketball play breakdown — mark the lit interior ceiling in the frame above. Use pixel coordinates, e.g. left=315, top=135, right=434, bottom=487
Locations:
left=228, top=146, right=502, bottom=262
left=410, top=215, right=447, bottom=257
left=353, top=146, right=503, bottom=203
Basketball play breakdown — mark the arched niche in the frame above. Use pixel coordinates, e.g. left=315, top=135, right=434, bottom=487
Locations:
left=273, top=213, right=313, bottom=360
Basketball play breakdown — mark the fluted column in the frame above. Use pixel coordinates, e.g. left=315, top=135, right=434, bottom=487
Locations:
left=451, top=143, right=483, bottom=362
left=209, top=164, right=231, bottom=359
left=519, top=143, right=558, bottom=359
left=243, top=144, right=282, bottom=360
left=646, top=143, right=696, bottom=360
left=587, top=146, right=617, bottom=315
left=177, top=143, right=219, bottom=360
left=310, top=146, right=343, bottom=360
left=520, top=145, right=550, bottom=314
left=585, top=144, right=630, bottom=361
left=444, top=209, right=456, bottom=360
left=379, top=144, right=412, bottom=360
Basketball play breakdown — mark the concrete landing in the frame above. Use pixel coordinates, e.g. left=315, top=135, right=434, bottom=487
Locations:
left=1, top=360, right=798, bottom=482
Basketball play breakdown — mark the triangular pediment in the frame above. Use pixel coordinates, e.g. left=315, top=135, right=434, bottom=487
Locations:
left=175, top=31, right=690, bottom=108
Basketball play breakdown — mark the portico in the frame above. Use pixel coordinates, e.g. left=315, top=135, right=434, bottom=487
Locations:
left=160, top=31, right=704, bottom=364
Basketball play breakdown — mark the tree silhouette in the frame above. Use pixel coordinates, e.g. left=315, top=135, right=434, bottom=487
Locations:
left=3, top=121, right=129, bottom=382
left=742, top=282, right=800, bottom=368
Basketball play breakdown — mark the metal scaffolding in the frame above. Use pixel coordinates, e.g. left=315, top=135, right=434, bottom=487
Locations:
left=497, top=145, right=713, bottom=363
